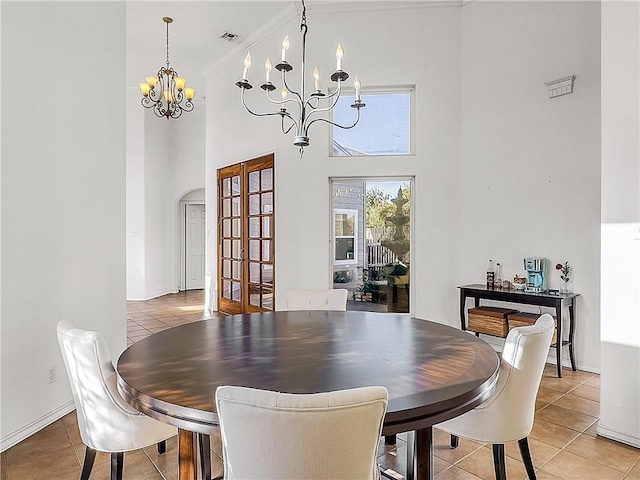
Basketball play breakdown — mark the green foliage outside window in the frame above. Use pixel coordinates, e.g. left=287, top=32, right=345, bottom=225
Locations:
left=365, top=185, right=410, bottom=230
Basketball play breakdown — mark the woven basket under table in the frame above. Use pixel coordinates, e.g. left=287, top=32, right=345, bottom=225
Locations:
left=467, top=306, right=517, bottom=337
left=507, top=312, right=558, bottom=345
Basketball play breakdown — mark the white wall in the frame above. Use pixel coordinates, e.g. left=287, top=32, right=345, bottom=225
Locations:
left=126, top=98, right=205, bottom=300
left=599, top=1, right=640, bottom=448
left=169, top=107, right=206, bottom=293
left=205, top=5, right=462, bottom=321
left=169, top=105, right=206, bottom=204
left=126, top=90, right=146, bottom=300
left=458, top=1, right=601, bottom=371
left=205, top=2, right=602, bottom=374
left=1, top=1, right=126, bottom=449
left=144, top=111, right=172, bottom=299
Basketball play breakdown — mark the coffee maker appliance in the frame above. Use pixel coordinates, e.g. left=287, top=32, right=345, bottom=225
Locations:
left=524, top=257, right=547, bottom=293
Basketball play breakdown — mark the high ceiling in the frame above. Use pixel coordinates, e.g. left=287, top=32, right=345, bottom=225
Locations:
left=126, top=1, right=292, bottom=99
left=126, top=1, right=469, bottom=100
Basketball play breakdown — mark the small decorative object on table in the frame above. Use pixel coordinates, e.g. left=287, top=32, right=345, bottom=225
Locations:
left=556, top=261, right=571, bottom=293
left=512, top=275, right=526, bottom=290
left=494, top=263, right=503, bottom=289
left=486, top=259, right=495, bottom=289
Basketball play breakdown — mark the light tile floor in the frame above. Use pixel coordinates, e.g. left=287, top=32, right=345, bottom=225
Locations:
left=2, top=290, right=639, bottom=480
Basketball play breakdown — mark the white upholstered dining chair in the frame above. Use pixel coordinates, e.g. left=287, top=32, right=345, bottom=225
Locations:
left=437, top=314, right=555, bottom=480
left=57, top=321, right=177, bottom=480
left=215, top=385, right=388, bottom=480
left=286, top=288, right=348, bottom=311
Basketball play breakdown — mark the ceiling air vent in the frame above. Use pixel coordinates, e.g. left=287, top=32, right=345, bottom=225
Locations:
left=220, top=32, right=241, bottom=43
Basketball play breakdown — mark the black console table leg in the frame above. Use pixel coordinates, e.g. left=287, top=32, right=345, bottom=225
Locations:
left=459, top=293, right=467, bottom=330
left=555, top=305, right=563, bottom=378
left=568, top=303, right=577, bottom=371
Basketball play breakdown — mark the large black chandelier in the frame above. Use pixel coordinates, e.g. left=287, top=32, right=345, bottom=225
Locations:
left=139, top=17, right=195, bottom=120
left=235, top=0, right=365, bottom=156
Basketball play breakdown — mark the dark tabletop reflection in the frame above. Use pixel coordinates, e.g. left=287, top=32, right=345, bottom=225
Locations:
left=117, top=311, right=498, bottom=430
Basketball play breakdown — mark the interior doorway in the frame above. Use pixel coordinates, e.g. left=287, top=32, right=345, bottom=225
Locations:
left=217, top=154, right=275, bottom=314
left=178, top=189, right=205, bottom=291
left=331, top=178, right=412, bottom=314
left=185, top=204, right=205, bottom=290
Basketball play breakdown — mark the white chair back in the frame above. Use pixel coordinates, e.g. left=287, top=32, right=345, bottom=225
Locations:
left=56, top=321, right=176, bottom=452
left=286, top=289, right=348, bottom=311
left=439, top=313, right=555, bottom=442
left=216, top=385, right=388, bottom=480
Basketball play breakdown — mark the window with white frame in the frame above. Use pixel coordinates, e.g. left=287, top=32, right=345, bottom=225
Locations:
left=334, top=209, right=357, bottom=264
left=331, top=87, right=413, bottom=157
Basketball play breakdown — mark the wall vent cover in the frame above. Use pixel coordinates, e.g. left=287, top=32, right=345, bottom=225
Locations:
left=220, top=32, right=241, bottom=43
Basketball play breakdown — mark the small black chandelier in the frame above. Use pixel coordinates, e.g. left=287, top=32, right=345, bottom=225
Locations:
left=139, top=17, right=195, bottom=120
left=235, top=0, right=365, bottom=156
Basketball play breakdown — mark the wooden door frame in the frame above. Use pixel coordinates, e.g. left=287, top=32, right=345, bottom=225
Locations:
left=217, top=154, right=275, bottom=314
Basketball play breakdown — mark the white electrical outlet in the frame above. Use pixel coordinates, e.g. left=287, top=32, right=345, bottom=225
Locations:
left=48, top=367, right=57, bottom=383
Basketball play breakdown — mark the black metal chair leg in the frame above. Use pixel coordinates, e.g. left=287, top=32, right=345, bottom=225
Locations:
left=518, top=437, right=537, bottom=480
left=110, top=451, right=124, bottom=480
left=157, top=440, right=167, bottom=454
left=492, top=444, right=506, bottom=480
left=199, top=433, right=212, bottom=480
left=80, top=447, right=97, bottom=480
left=450, top=434, right=459, bottom=449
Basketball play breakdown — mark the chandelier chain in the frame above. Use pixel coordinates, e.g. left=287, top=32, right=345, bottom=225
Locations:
left=166, top=20, right=170, bottom=67
left=300, top=0, right=307, bottom=33
left=299, top=0, right=308, bottom=111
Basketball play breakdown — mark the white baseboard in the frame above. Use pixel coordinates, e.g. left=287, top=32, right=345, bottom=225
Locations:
left=597, top=424, right=640, bottom=448
left=0, top=400, right=75, bottom=452
left=573, top=359, right=600, bottom=375
left=126, top=290, right=177, bottom=302
left=482, top=336, right=601, bottom=374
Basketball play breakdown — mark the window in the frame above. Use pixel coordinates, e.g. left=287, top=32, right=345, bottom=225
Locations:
left=334, top=209, right=357, bottom=264
left=331, top=179, right=412, bottom=314
left=331, top=87, right=413, bottom=157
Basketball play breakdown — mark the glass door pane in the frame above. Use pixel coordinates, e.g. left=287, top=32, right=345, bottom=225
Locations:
left=332, top=180, right=411, bottom=314
left=218, top=164, right=243, bottom=315
left=245, top=156, right=274, bottom=313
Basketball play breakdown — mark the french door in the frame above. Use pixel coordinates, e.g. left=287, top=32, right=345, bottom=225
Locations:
left=217, top=154, right=275, bottom=314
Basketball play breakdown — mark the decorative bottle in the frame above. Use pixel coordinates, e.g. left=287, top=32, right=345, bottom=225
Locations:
left=486, top=260, right=495, bottom=289
left=495, top=263, right=503, bottom=289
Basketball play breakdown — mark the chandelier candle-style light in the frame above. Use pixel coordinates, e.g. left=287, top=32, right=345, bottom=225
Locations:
left=139, top=17, right=195, bottom=119
left=236, top=0, right=365, bottom=156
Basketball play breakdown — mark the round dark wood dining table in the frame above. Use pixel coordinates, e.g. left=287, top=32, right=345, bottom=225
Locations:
left=117, top=310, right=499, bottom=480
